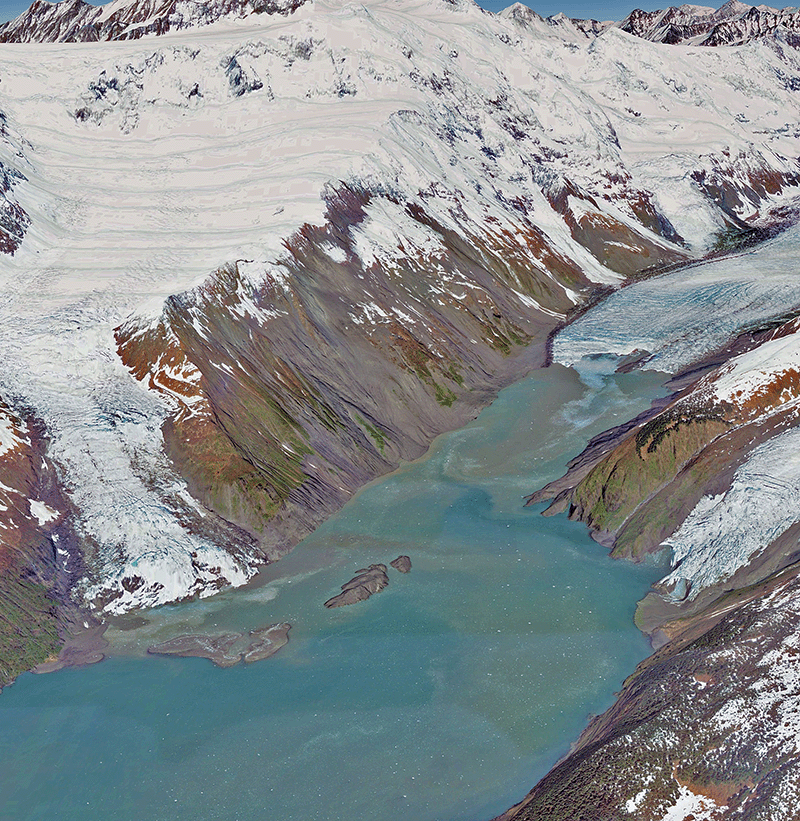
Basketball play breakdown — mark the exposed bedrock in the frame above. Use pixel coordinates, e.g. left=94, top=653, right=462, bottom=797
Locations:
left=0, top=114, right=31, bottom=257
left=390, top=555, right=412, bottom=573
left=324, top=564, right=390, bottom=608
left=0, top=400, right=91, bottom=689
left=0, top=0, right=308, bottom=44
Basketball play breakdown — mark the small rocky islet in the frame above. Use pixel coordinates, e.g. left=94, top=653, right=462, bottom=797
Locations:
left=324, top=555, right=412, bottom=608
left=147, top=622, right=291, bottom=668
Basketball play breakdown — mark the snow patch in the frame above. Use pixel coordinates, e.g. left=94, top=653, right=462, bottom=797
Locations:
left=0, top=412, right=28, bottom=457
left=29, top=499, right=58, bottom=526
left=710, top=328, right=800, bottom=405
left=659, top=785, right=723, bottom=821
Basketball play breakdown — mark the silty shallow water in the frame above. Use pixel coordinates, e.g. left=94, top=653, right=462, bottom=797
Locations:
left=0, top=362, right=667, bottom=821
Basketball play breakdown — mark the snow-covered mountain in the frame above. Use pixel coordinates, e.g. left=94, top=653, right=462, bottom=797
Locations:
left=0, top=0, right=306, bottom=42
left=497, top=0, right=800, bottom=47
left=2, top=0, right=800, bottom=815
left=0, top=0, right=799, bottom=667
left=5, top=0, right=800, bottom=48
left=534, top=223, right=800, bottom=605
left=618, top=0, right=800, bottom=46
left=522, top=214, right=800, bottom=821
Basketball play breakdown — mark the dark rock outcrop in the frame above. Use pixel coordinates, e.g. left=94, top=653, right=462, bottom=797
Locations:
left=0, top=145, right=30, bottom=257
left=324, top=564, right=390, bottom=608
left=390, top=555, right=412, bottom=573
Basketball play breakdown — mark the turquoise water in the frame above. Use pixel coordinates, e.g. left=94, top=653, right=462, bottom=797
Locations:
left=0, top=361, right=667, bottom=821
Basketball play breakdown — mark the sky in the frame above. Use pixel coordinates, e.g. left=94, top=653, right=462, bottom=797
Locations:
left=0, top=0, right=718, bottom=30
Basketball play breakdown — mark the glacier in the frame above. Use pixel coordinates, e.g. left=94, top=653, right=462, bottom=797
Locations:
left=0, top=0, right=799, bottom=616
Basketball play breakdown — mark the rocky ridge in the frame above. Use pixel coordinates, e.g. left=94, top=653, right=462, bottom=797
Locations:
left=618, top=0, right=800, bottom=46
left=324, top=563, right=390, bottom=608
left=0, top=0, right=306, bottom=43
left=503, top=0, right=800, bottom=48
left=531, top=303, right=800, bottom=616
left=5, top=0, right=800, bottom=53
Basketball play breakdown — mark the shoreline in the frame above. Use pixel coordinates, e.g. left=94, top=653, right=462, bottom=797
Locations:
left=492, top=210, right=800, bottom=820
left=54, top=325, right=557, bottom=667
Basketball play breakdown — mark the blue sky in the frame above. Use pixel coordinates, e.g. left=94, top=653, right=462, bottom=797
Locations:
left=0, top=0, right=703, bottom=28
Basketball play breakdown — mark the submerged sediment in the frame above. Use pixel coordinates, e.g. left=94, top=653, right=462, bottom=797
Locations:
left=147, top=623, right=292, bottom=667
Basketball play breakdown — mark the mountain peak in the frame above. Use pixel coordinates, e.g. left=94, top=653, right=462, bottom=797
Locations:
left=499, top=3, right=544, bottom=23
left=711, top=0, right=754, bottom=18
left=3, top=0, right=800, bottom=47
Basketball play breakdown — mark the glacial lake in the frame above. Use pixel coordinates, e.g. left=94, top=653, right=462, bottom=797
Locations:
left=0, top=357, right=667, bottom=821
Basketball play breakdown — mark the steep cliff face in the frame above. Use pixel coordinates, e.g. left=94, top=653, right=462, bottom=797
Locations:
left=107, top=184, right=597, bottom=611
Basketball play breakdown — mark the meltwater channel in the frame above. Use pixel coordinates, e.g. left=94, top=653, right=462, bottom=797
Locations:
left=0, top=361, right=667, bottom=821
